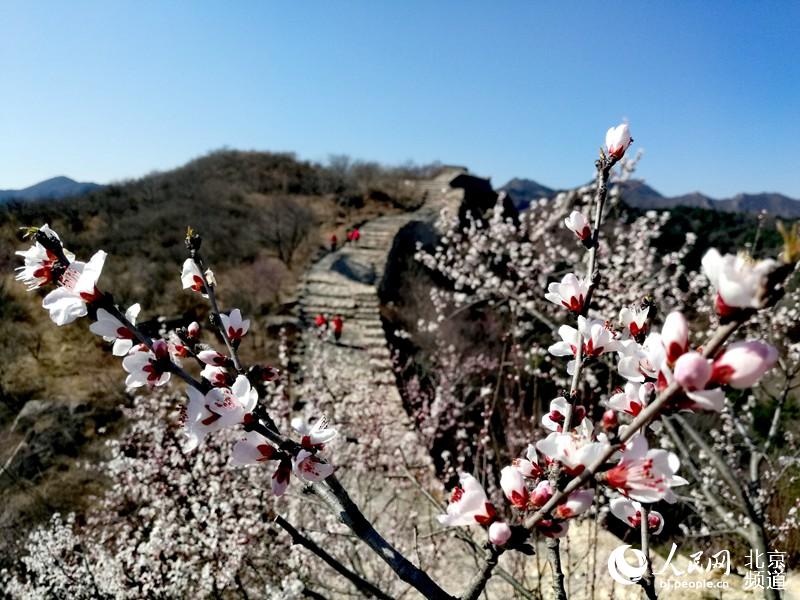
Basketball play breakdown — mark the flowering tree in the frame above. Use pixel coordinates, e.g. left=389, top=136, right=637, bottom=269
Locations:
left=5, top=125, right=799, bottom=599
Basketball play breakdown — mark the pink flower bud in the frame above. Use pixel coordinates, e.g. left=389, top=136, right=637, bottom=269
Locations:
left=488, top=521, right=512, bottom=546
left=601, top=409, right=618, bottom=430
left=500, top=466, right=529, bottom=509
left=530, top=480, right=554, bottom=508
left=605, top=123, right=633, bottom=159
left=662, top=311, right=689, bottom=364
left=187, top=321, right=200, bottom=338
left=565, top=211, right=591, bottom=241
left=673, top=351, right=712, bottom=391
left=198, top=350, right=228, bottom=366
left=648, top=511, right=664, bottom=535
left=711, top=341, right=778, bottom=389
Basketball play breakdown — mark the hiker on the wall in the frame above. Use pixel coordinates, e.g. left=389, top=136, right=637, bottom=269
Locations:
left=332, top=315, right=344, bottom=343
left=314, top=314, right=328, bottom=338
left=349, top=227, right=360, bottom=244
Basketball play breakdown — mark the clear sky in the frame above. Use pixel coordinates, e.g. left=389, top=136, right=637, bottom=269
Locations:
left=1, top=1, right=798, bottom=198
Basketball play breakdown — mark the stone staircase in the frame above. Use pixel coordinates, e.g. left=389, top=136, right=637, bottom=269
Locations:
left=294, top=170, right=464, bottom=388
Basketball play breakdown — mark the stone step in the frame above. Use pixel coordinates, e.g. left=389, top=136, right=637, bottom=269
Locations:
left=299, top=299, right=379, bottom=310
left=299, top=309, right=381, bottom=321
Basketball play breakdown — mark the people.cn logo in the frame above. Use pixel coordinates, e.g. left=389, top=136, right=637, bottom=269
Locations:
left=607, top=544, right=648, bottom=585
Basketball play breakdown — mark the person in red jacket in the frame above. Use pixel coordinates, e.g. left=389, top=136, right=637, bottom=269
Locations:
left=314, top=314, right=328, bottom=338
left=329, top=233, right=338, bottom=252
left=332, top=315, right=344, bottom=342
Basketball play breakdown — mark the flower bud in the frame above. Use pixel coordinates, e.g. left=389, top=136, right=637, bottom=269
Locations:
left=673, top=351, right=711, bottom=391
left=601, top=409, right=618, bottom=430
left=711, top=341, right=778, bottom=389
left=198, top=350, right=228, bottom=366
left=565, top=211, right=591, bottom=242
left=187, top=321, right=200, bottom=338
left=605, top=123, right=633, bottom=159
left=530, top=480, right=554, bottom=508
left=554, top=489, right=594, bottom=519
left=648, top=511, right=664, bottom=535
left=488, top=521, right=512, bottom=546
left=500, top=466, right=529, bottom=509
left=662, top=311, right=689, bottom=364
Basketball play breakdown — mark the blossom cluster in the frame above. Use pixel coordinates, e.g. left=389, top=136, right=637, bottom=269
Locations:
left=430, top=126, right=786, bottom=557
left=14, top=225, right=338, bottom=499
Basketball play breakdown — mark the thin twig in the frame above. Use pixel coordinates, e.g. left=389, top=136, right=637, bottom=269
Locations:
left=192, top=250, right=245, bottom=373
left=561, top=155, right=617, bottom=432
left=274, top=516, right=393, bottom=600
left=545, top=538, right=567, bottom=600
left=309, top=475, right=456, bottom=600
left=637, top=505, right=657, bottom=599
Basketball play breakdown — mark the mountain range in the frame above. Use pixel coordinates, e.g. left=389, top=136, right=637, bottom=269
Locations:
left=3, top=172, right=799, bottom=219
left=500, top=177, right=800, bottom=218
left=0, top=176, right=103, bottom=203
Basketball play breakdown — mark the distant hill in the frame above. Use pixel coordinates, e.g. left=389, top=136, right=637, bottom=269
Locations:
left=617, top=180, right=800, bottom=218
left=499, top=178, right=555, bottom=210
left=0, top=176, right=103, bottom=203
left=501, top=177, right=800, bottom=218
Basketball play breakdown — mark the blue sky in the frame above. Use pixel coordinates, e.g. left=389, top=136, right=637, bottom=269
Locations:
left=1, top=1, right=798, bottom=197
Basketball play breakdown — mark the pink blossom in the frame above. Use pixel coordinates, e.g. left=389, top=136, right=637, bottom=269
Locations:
left=619, top=305, right=649, bottom=339
left=544, top=273, right=589, bottom=313
left=122, top=340, right=171, bottom=388
left=201, top=364, right=229, bottom=387
left=511, top=444, right=542, bottom=479
left=549, top=316, right=620, bottom=375
left=607, top=382, right=653, bottom=417
left=271, top=460, right=292, bottom=496
left=291, top=416, right=338, bottom=450
left=184, top=375, right=258, bottom=449
left=536, top=424, right=608, bottom=477
left=605, top=435, right=687, bottom=503
left=89, top=304, right=140, bottom=356
left=542, top=396, right=587, bottom=432
left=15, top=224, right=74, bottom=290
left=701, top=249, right=777, bottom=316
left=231, top=431, right=278, bottom=465
left=221, top=309, right=250, bottom=341
left=609, top=497, right=664, bottom=534
left=41, top=251, right=106, bottom=326
left=438, top=473, right=497, bottom=527
left=293, top=449, right=334, bottom=482
left=617, top=333, right=666, bottom=383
